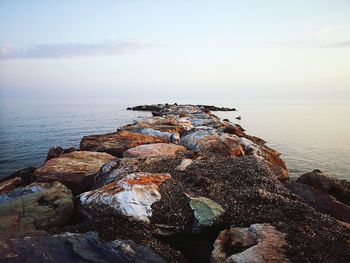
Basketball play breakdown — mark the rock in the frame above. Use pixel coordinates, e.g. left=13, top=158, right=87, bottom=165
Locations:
left=181, top=130, right=245, bottom=157
left=0, top=231, right=166, bottom=263
left=175, top=159, right=193, bottom=171
left=46, top=146, right=77, bottom=161
left=93, top=158, right=141, bottom=188
left=79, top=172, right=171, bottom=223
left=34, top=151, right=116, bottom=195
left=236, top=115, right=241, bottom=120
left=80, top=130, right=168, bottom=157
left=211, top=224, right=290, bottom=263
left=285, top=180, right=350, bottom=223
left=0, top=166, right=36, bottom=184
left=0, top=177, right=24, bottom=194
left=297, top=169, right=350, bottom=205
left=240, top=138, right=288, bottom=180
left=127, top=104, right=236, bottom=113
left=187, top=195, right=225, bottom=232
left=123, top=143, right=187, bottom=159
left=0, top=182, right=73, bottom=238
left=129, top=128, right=180, bottom=143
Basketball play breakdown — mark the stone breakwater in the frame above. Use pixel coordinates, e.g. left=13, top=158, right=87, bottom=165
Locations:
left=0, top=103, right=349, bottom=263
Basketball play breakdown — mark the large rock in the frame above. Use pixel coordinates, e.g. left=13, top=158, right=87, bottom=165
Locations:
left=297, top=169, right=350, bottom=205
left=45, top=146, right=77, bottom=161
left=211, top=224, right=290, bottom=263
left=187, top=195, right=225, bottom=232
left=123, top=143, right=187, bottom=159
left=0, top=182, right=73, bottom=238
left=80, top=130, right=168, bottom=157
left=93, top=158, right=141, bottom=188
left=79, top=172, right=171, bottom=223
left=34, top=151, right=116, bottom=195
left=180, top=130, right=245, bottom=157
left=0, top=231, right=166, bottom=263
left=0, top=177, right=24, bottom=194
left=285, top=180, right=350, bottom=223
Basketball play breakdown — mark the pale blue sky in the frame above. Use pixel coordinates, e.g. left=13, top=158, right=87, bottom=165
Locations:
left=0, top=0, right=349, bottom=99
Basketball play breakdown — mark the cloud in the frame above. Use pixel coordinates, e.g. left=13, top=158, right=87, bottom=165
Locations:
left=320, top=41, right=350, bottom=48
left=0, top=40, right=156, bottom=60
left=275, top=25, right=347, bottom=48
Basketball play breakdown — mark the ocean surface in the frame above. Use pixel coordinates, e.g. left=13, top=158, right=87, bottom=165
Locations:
left=1, top=99, right=349, bottom=180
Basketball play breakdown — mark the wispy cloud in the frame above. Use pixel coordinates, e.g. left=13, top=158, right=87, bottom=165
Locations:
left=276, top=25, right=348, bottom=48
left=319, top=41, right=350, bottom=48
left=0, top=40, right=156, bottom=60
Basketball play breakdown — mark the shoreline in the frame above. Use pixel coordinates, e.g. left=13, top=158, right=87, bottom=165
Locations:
left=0, top=103, right=349, bottom=262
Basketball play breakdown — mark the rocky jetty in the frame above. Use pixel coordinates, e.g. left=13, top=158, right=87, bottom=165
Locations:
left=0, top=103, right=349, bottom=263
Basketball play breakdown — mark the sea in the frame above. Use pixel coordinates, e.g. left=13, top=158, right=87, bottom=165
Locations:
left=0, top=99, right=349, bottom=180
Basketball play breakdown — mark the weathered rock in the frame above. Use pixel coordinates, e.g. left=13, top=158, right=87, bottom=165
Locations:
left=0, top=182, right=73, bottom=238
left=0, top=166, right=36, bottom=184
left=181, top=130, right=245, bottom=157
left=240, top=137, right=288, bottom=180
left=0, top=231, right=166, bottom=263
left=187, top=195, right=225, bottom=232
left=285, top=180, right=350, bottom=223
left=46, top=146, right=77, bottom=161
left=123, top=143, right=187, bottom=159
left=297, top=169, right=350, bottom=205
left=175, top=158, right=193, bottom=171
left=93, top=158, right=141, bottom=188
left=211, top=224, right=290, bottom=263
left=79, top=172, right=171, bottom=223
left=128, top=104, right=236, bottom=113
left=0, top=177, right=24, bottom=194
left=80, top=130, right=168, bottom=157
left=34, top=151, right=116, bottom=195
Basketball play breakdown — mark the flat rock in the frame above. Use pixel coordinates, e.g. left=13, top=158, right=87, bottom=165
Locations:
left=123, top=143, right=187, bottom=159
left=211, top=224, right=290, bottom=263
left=34, top=151, right=116, bottom=195
left=297, top=169, right=350, bottom=205
left=79, top=172, right=171, bottom=223
left=80, top=130, right=168, bottom=157
left=0, top=231, right=166, bottom=263
left=187, top=195, right=225, bottom=232
left=0, top=182, right=73, bottom=238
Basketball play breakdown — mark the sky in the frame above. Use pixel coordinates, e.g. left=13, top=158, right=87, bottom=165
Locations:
left=0, top=0, right=349, bottom=100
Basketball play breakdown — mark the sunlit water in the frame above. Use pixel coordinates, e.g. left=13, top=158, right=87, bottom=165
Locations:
left=0, top=99, right=349, bottom=180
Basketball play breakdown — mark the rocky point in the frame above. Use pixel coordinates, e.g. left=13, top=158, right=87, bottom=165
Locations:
left=0, top=103, right=349, bottom=263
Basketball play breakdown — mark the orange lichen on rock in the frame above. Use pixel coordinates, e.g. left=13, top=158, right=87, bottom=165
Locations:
left=126, top=174, right=171, bottom=186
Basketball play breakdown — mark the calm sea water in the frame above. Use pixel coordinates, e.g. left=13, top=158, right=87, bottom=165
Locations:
left=0, top=99, right=349, bottom=180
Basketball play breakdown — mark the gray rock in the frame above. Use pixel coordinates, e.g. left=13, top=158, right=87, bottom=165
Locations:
left=0, top=231, right=166, bottom=263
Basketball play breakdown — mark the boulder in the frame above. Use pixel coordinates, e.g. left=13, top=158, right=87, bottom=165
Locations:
left=93, top=158, right=141, bottom=188
left=46, top=146, right=77, bottom=161
left=187, top=195, right=225, bottom=232
left=80, top=130, right=168, bottom=157
left=0, top=231, right=166, bottom=263
left=0, top=182, right=73, bottom=238
left=285, top=180, right=350, bottom=223
left=181, top=130, right=245, bottom=157
left=0, top=166, right=36, bottom=184
left=123, top=143, right=187, bottom=159
left=0, top=177, right=24, bottom=194
left=79, top=172, right=172, bottom=223
left=297, top=169, right=350, bottom=205
left=211, top=224, right=290, bottom=263
left=34, top=151, right=116, bottom=195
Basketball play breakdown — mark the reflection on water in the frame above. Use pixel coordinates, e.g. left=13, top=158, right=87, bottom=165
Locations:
left=0, top=99, right=349, bottom=180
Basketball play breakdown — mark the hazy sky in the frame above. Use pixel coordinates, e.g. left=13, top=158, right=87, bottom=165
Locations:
left=0, top=0, right=349, bottom=100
